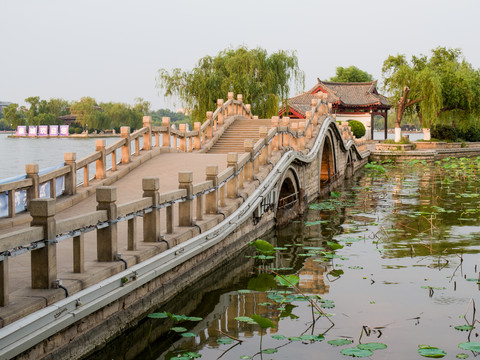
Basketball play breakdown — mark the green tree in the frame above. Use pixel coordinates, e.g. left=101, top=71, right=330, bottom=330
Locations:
left=70, top=97, right=98, bottom=128
left=25, top=96, right=40, bottom=125
left=3, top=103, right=24, bottom=128
left=329, top=66, right=373, bottom=82
left=382, top=47, right=480, bottom=135
left=156, top=46, right=304, bottom=123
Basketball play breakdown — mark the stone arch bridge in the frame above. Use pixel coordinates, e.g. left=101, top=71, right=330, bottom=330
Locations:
left=0, top=92, right=368, bottom=359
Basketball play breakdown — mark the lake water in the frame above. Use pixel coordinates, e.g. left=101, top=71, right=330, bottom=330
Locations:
left=87, top=157, right=480, bottom=360
left=0, top=134, right=119, bottom=180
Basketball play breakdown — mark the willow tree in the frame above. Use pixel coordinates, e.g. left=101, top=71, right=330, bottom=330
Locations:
left=382, top=54, right=442, bottom=134
left=382, top=47, right=480, bottom=140
left=156, top=47, right=304, bottom=122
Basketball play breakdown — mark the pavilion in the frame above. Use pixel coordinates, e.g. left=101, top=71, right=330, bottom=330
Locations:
left=280, top=79, right=391, bottom=139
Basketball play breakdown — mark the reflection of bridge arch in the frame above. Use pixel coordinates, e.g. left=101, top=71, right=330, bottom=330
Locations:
left=345, top=149, right=354, bottom=180
left=320, top=132, right=336, bottom=185
left=275, top=167, right=301, bottom=226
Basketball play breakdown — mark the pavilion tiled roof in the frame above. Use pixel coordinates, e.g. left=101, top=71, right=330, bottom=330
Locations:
left=285, top=80, right=390, bottom=117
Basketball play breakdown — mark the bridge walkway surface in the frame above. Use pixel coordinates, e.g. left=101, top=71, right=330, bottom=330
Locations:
left=0, top=151, right=233, bottom=324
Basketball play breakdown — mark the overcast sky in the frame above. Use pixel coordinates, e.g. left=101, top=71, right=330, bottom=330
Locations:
left=1, top=0, right=479, bottom=111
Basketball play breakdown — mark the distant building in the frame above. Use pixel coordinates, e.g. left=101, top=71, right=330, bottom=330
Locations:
left=280, top=80, right=391, bottom=139
left=0, top=101, right=13, bottom=113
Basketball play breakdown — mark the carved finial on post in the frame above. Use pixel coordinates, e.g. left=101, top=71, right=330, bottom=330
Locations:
left=206, top=111, right=213, bottom=138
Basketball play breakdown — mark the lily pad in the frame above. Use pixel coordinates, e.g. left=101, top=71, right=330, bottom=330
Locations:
left=181, top=332, right=196, bottom=337
left=271, top=334, right=287, bottom=340
left=357, top=342, right=387, bottom=351
left=275, top=274, right=300, bottom=287
left=458, top=342, right=480, bottom=352
left=328, top=338, right=353, bottom=346
left=171, top=326, right=187, bottom=333
left=456, top=354, right=469, bottom=359
left=454, top=325, right=474, bottom=332
left=148, top=312, right=169, bottom=319
left=340, top=347, right=373, bottom=357
left=217, top=337, right=234, bottom=345
left=418, top=345, right=446, bottom=358
left=262, top=348, right=278, bottom=354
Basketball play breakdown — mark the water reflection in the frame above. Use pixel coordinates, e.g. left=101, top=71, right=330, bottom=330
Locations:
left=88, top=158, right=480, bottom=360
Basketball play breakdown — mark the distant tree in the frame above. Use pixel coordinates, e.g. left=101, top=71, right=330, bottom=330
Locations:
left=0, top=119, right=9, bottom=130
left=157, top=46, right=304, bottom=122
left=70, top=97, right=98, bottom=128
left=3, top=103, right=24, bottom=128
left=382, top=47, right=479, bottom=137
left=329, top=66, right=373, bottom=82
left=25, top=96, right=40, bottom=125
left=149, top=108, right=190, bottom=126
left=133, top=97, right=150, bottom=115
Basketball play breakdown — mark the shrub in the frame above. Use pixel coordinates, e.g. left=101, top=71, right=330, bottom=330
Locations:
left=431, top=125, right=457, bottom=141
left=74, top=127, right=82, bottom=134
left=457, top=126, right=480, bottom=142
left=347, top=120, right=366, bottom=138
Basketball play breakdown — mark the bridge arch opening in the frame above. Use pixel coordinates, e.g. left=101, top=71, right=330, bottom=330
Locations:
left=276, top=168, right=300, bottom=226
left=320, top=135, right=335, bottom=185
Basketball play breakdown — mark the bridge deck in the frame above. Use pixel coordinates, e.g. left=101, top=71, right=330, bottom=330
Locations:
left=0, top=151, right=233, bottom=321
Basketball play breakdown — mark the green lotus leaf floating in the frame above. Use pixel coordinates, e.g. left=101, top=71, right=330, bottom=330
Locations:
left=454, top=325, right=475, bottom=331
left=235, top=316, right=253, bottom=323
left=328, top=338, right=353, bottom=346
left=418, top=345, right=446, bottom=358
left=171, top=327, right=187, bottom=333
left=357, top=342, right=387, bottom=351
left=148, top=312, right=169, bottom=319
left=181, top=332, right=196, bottom=337
left=458, top=342, right=480, bottom=352
left=456, top=354, right=469, bottom=359
left=262, top=348, right=278, bottom=354
left=240, top=356, right=252, bottom=359
left=340, top=347, right=373, bottom=357
left=300, top=334, right=324, bottom=341
left=275, top=274, right=300, bottom=287
left=216, top=337, right=234, bottom=345
left=288, top=336, right=302, bottom=341
left=271, top=334, right=287, bottom=340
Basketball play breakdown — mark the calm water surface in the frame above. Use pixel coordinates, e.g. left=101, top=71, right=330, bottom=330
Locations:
left=88, top=157, right=480, bottom=360
left=0, top=134, right=119, bottom=180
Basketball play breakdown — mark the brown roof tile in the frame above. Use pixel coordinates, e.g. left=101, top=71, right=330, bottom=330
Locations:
left=284, top=80, right=390, bottom=117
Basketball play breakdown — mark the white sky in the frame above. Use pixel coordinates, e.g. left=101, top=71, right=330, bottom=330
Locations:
left=1, top=0, right=479, bottom=111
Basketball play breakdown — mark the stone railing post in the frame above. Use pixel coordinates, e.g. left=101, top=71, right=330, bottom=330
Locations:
left=245, top=104, right=251, bottom=118
left=253, top=115, right=258, bottom=120
left=26, top=164, right=39, bottom=209
left=206, top=112, right=213, bottom=139
left=271, top=116, right=279, bottom=151
left=217, top=99, right=224, bottom=125
left=281, top=117, right=290, bottom=148
left=96, top=187, right=117, bottom=261
left=162, top=117, right=171, bottom=147
left=178, top=172, right=193, bottom=226
left=311, top=98, right=318, bottom=125
left=205, top=166, right=218, bottom=214
left=291, top=121, right=299, bottom=151
left=30, top=198, right=57, bottom=289
left=143, top=177, right=160, bottom=242
left=227, top=153, right=238, bottom=199
left=299, top=121, right=306, bottom=150
left=73, top=232, right=84, bottom=273
left=95, top=139, right=106, bottom=180
left=121, top=126, right=131, bottom=164
left=259, top=127, right=268, bottom=165
left=142, top=116, right=152, bottom=151
left=244, top=139, right=254, bottom=181
left=194, top=122, right=201, bottom=150
left=237, top=94, right=243, bottom=115
left=227, top=92, right=234, bottom=116
left=179, top=123, right=187, bottom=152
left=304, top=112, right=313, bottom=139
left=64, top=152, right=77, bottom=195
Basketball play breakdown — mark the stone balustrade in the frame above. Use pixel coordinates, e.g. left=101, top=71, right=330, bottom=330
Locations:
left=0, top=93, right=253, bottom=220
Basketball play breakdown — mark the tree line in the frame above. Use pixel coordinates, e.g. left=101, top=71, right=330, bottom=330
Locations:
left=1, top=97, right=190, bottom=133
